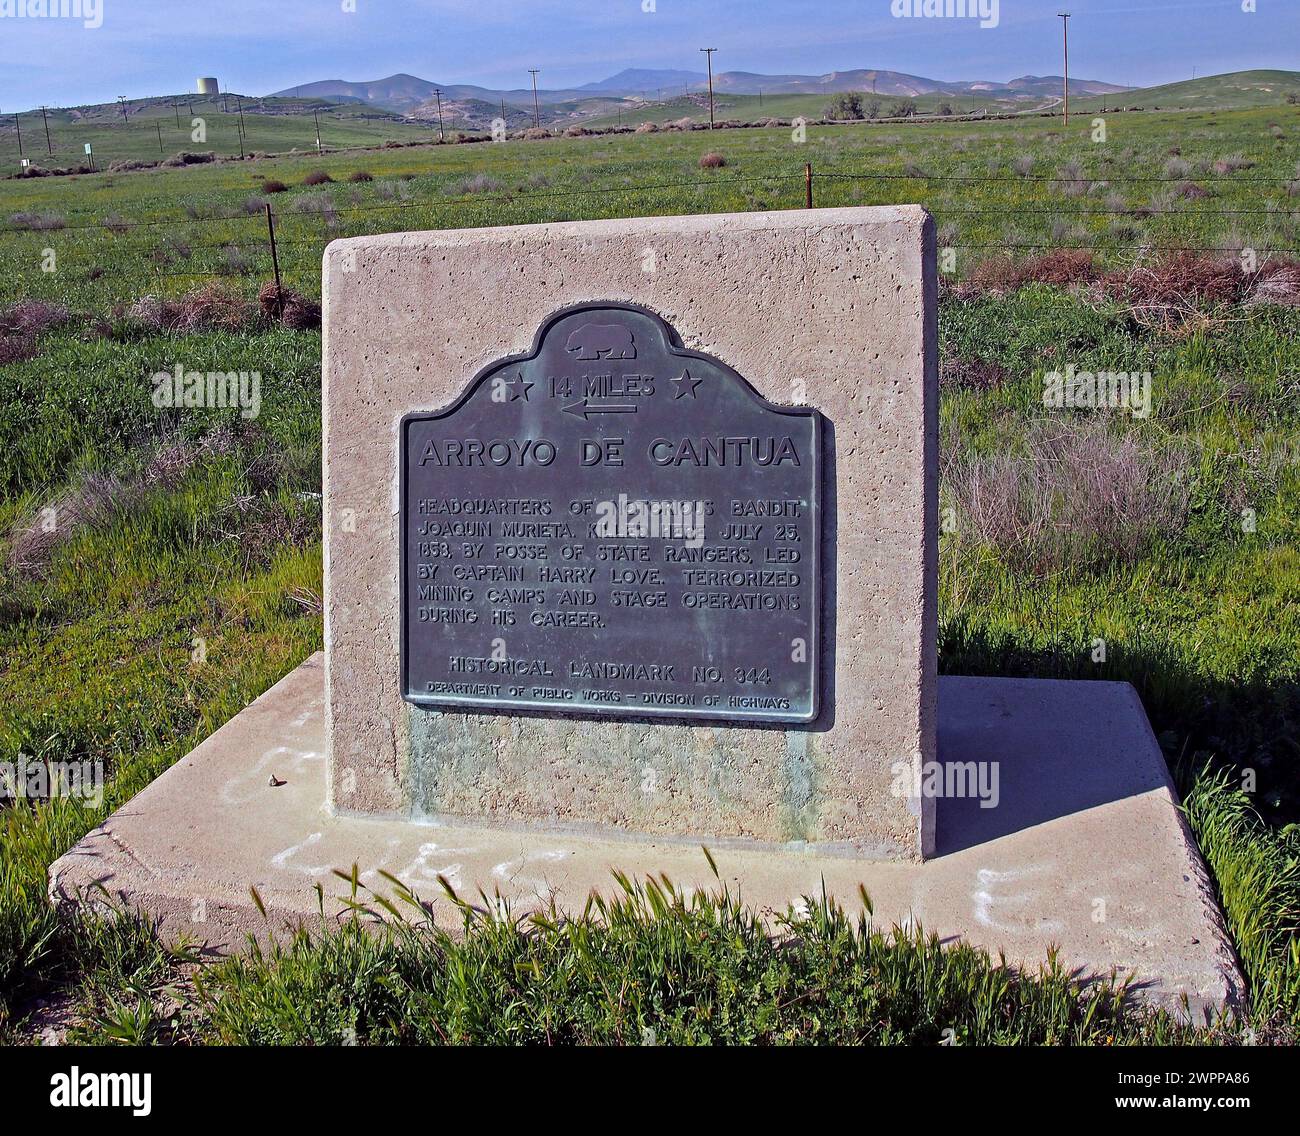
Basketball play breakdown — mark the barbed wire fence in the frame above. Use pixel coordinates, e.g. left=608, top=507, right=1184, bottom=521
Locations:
left=3, top=164, right=1298, bottom=303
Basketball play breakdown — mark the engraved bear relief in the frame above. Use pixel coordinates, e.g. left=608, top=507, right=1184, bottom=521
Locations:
left=565, top=323, right=637, bottom=361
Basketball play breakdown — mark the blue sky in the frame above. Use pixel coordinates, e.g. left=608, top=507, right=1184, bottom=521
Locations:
left=0, top=0, right=1295, bottom=110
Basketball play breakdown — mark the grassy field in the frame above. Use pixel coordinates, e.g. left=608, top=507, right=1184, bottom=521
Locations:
left=1, top=105, right=1298, bottom=1044
left=3, top=104, right=1297, bottom=313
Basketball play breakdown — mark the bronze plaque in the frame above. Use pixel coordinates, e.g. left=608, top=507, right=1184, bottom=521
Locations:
left=400, top=303, right=822, bottom=723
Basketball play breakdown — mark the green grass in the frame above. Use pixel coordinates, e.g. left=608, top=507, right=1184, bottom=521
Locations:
left=179, top=870, right=1212, bottom=1046
left=1, top=106, right=1298, bottom=1044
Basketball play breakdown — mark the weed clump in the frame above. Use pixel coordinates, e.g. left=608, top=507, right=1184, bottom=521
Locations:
left=943, top=419, right=1194, bottom=572
left=446, top=173, right=501, bottom=195
left=257, top=281, right=321, bottom=329
left=8, top=211, right=65, bottom=231
left=162, top=151, right=216, bottom=167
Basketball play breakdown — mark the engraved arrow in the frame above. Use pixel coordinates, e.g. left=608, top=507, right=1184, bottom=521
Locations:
left=561, top=399, right=639, bottom=420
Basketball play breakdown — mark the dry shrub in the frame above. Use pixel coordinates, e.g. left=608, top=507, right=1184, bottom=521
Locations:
left=0, top=334, right=37, bottom=365
left=213, top=495, right=319, bottom=569
left=1248, top=259, right=1300, bottom=306
left=107, top=158, right=159, bottom=173
left=1175, top=180, right=1211, bottom=200
left=943, top=419, right=1192, bottom=573
left=162, top=151, right=216, bottom=167
left=219, top=244, right=253, bottom=275
left=174, top=282, right=252, bottom=330
left=292, top=190, right=339, bottom=227
left=0, top=299, right=70, bottom=335
left=939, top=356, right=1006, bottom=392
left=348, top=169, right=374, bottom=182
left=563, top=125, right=591, bottom=137
left=1213, top=155, right=1255, bottom=175
left=0, top=301, right=69, bottom=365
left=8, top=210, right=66, bottom=231
left=698, top=151, right=726, bottom=169
left=965, top=249, right=1098, bottom=294
left=635, top=121, right=659, bottom=133
left=7, top=431, right=236, bottom=575
left=125, top=284, right=253, bottom=333
left=262, top=178, right=288, bottom=193
left=302, top=170, right=333, bottom=186
left=1107, top=251, right=1243, bottom=310
left=523, top=127, right=551, bottom=140
left=257, top=281, right=321, bottom=329
left=447, top=172, right=501, bottom=195
left=1052, top=160, right=1091, bottom=198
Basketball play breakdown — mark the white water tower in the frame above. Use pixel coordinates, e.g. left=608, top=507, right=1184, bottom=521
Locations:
left=197, top=77, right=220, bottom=96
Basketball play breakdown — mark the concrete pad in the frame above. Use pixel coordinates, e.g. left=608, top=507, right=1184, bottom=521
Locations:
left=48, top=655, right=1241, bottom=1019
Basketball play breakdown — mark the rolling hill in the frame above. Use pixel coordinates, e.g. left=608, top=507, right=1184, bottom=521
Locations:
left=271, top=67, right=1129, bottom=113
left=1070, top=69, right=1300, bottom=112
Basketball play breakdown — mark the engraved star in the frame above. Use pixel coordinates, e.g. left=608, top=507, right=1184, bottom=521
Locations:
left=505, top=373, right=533, bottom=401
left=670, top=369, right=702, bottom=399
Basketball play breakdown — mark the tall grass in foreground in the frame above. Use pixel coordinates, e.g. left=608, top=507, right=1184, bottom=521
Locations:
left=1185, top=768, right=1300, bottom=1029
left=186, top=867, right=1212, bottom=1046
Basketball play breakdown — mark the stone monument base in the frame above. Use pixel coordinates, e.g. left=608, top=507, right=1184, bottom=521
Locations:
left=48, top=654, right=1241, bottom=1020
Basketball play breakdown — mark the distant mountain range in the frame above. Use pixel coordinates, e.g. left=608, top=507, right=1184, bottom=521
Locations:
left=271, top=67, right=1129, bottom=112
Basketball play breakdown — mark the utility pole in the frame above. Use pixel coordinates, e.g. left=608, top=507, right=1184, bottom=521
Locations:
left=236, top=95, right=246, bottom=140
left=14, top=114, right=22, bottom=158
left=117, top=95, right=128, bottom=123
left=156, top=120, right=164, bottom=153
left=434, top=87, right=445, bottom=141
left=40, top=105, right=51, bottom=154
left=313, top=106, right=322, bottom=154
left=173, top=100, right=180, bottom=128
left=700, top=47, right=717, bottom=129
left=528, top=69, right=541, bottom=128
left=1058, top=12, right=1071, bottom=125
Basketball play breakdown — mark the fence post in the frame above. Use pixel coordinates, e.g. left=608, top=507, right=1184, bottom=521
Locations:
left=265, top=203, right=283, bottom=319
left=805, top=163, right=813, bottom=209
